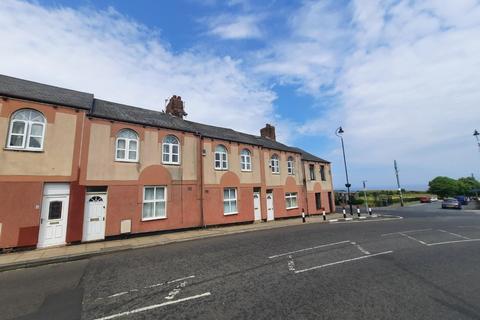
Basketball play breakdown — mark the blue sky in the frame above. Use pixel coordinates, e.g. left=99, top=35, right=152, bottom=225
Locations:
left=1, top=0, right=479, bottom=190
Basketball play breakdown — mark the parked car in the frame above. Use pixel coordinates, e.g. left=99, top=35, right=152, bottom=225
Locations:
left=442, top=198, right=462, bottom=209
left=420, top=196, right=431, bottom=203
left=455, top=196, right=469, bottom=205
left=420, top=196, right=438, bottom=203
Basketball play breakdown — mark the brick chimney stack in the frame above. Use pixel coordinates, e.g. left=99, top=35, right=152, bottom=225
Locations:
left=260, top=124, right=276, bottom=141
left=165, top=95, right=187, bottom=119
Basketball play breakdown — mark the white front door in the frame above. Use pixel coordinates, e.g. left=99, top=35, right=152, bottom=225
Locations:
left=83, top=193, right=107, bottom=242
left=38, top=195, right=70, bottom=248
left=253, top=192, right=261, bottom=221
left=266, top=192, right=275, bottom=221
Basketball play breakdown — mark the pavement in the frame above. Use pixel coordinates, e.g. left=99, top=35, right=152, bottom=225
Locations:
left=0, top=212, right=397, bottom=272
left=1, top=202, right=479, bottom=320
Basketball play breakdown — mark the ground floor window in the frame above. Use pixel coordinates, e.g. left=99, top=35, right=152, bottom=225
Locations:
left=224, top=188, right=238, bottom=215
left=315, top=193, right=322, bottom=210
left=143, top=186, right=167, bottom=220
left=285, top=192, right=298, bottom=209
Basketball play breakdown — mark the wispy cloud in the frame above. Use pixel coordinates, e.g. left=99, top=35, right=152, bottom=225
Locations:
left=0, top=0, right=277, bottom=139
left=204, top=14, right=263, bottom=40
left=256, top=0, right=480, bottom=187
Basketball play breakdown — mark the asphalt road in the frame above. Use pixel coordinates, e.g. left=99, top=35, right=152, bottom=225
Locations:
left=1, top=202, right=480, bottom=320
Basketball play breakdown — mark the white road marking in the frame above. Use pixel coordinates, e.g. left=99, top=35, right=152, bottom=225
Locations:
left=107, top=292, right=128, bottom=298
left=345, top=218, right=353, bottom=221
left=167, top=275, right=195, bottom=284
left=351, top=242, right=370, bottom=255
left=165, top=281, right=186, bottom=300
left=268, top=240, right=350, bottom=259
left=381, top=229, right=432, bottom=237
left=94, top=292, right=212, bottom=320
left=457, top=226, right=480, bottom=229
left=427, top=239, right=480, bottom=246
left=99, top=275, right=195, bottom=300
left=438, top=229, right=470, bottom=240
left=294, top=251, right=393, bottom=274
left=287, top=255, right=296, bottom=272
left=398, top=232, right=428, bottom=245
left=329, top=219, right=338, bottom=222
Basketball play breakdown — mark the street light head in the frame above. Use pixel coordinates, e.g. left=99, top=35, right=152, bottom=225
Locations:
left=335, top=126, right=344, bottom=137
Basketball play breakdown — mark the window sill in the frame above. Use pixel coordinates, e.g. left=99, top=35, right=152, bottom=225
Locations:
left=271, top=172, right=280, bottom=175
left=214, top=168, right=229, bottom=171
left=286, top=206, right=299, bottom=210
left=4, top=147, right=44, bottom=153
left=162, top=162, right=181, bottom=166
left=224, top=212, right=238, bottom=216
left=141, top=216, right=167, bottom=222
left=115, top=160, right=139, bottom=163
left=241, top=169, right=252, bottom=172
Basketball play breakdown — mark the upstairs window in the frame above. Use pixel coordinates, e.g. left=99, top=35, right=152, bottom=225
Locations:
left=7, top=109, right=46, bottom=151
left=287, top=156, right=295, bottom=175
left=214, top=145, right=228, bottom=170
left=270, top=154, right=280, bottom=174
left=116, top=129, right=139, bottom=162
left=162, top=135, right=180, bottom=164
left=240, top=149, right=252, bottom=171
left=309, top=164, right=316, bottom=180
left=320, top=165, right=326, bottom=181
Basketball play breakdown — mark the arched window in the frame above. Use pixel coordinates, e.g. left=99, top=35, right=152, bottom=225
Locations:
left=115, top=129, right=139, bottom=162
left=240, top=149, right=252, bottom=171
left=214, top=145, right=228, bottom=170
left=162, top=135, right=180, bottom=164
left=270, top=154, right=280, bottom=174
left=7, top=109, right=46, bottom=150
left=287, top=156, right=295, bottom=175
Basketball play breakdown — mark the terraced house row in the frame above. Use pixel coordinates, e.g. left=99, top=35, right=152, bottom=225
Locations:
left=0, top=74, right=335, bottom=250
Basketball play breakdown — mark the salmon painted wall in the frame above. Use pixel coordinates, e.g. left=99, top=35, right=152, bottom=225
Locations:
left=0, top=182, right=42, bottom=248
left=0, top=98, right=84, bottom=180
left=103, top=165, right=202, bottom=236
left=66, top=181, right=85, bottom=243
left=203, top=171, right=255, bottom=225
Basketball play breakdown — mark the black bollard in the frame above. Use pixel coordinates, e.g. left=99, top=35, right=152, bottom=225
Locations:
left=342, top=207, right=346, bottom=219
left=322, top=210, right=326, bottom=221
left=302, top=209, right=306, bottom=223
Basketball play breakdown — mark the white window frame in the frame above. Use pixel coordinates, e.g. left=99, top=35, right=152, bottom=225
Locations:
left=240, top=149, right=252, bottom=171
left=115, top=129, right=139, bottom=162
left=223, top=188, right=238, bottom=215
left=285, top=192, right=298, bottom=209
left=214, top=145, right=228, bottom=170
left=6, top=109, right=46, bottom=151
left=142, top=186, right=167, bottom=220
left=162, top=135, right=181, bottom=165
left=270, top=154, right=280, bottom=174
left=287, top=157, right=295, bottom=175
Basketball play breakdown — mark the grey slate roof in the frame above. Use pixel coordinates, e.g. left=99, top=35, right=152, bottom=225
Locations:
left=0, top=74, right=93, bottom=110
left=291, top=147, right=330, bottom=163
left=92, top=99, right=193, bottom=132
left=0, top=74, right=327, bottom=159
